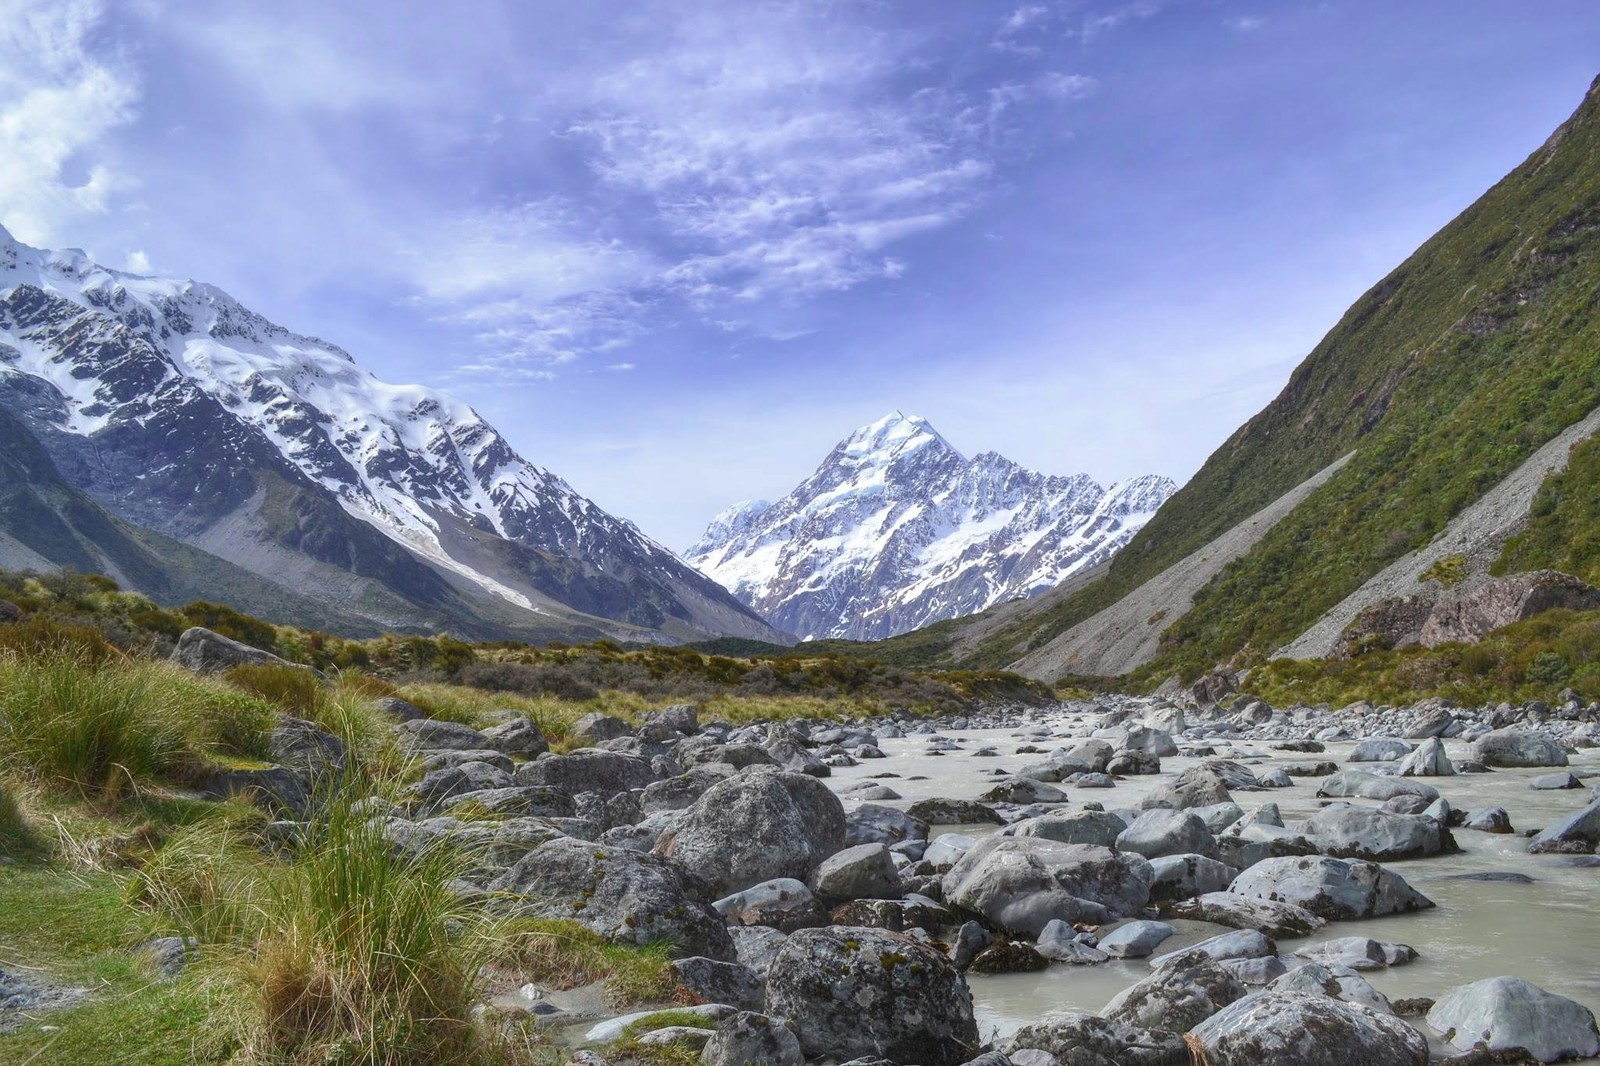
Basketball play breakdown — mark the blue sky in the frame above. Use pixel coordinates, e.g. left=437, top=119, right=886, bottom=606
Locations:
left=4, top=1, right=1600, bottom=550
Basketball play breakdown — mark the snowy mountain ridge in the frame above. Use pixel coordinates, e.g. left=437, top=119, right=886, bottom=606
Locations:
left=686, top=411, right=1176, bottom=641
left=0, top=223, right=785, bottom=644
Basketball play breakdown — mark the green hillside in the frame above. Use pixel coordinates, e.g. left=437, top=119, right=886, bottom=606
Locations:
left=862, top=73, right=1600, bottom=681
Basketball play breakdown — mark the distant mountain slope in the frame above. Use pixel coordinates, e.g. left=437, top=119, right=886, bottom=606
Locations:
left=686, top=412, right=1174, bottom=640
left=864, top=73, right=1600, bottom=682
left=0, top=226, right=788, bottom=645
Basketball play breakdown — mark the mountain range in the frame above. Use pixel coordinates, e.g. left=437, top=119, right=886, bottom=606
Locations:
left=0, top=225, right=787, bottom=646
left=686, top=412, right=1174, bottom=640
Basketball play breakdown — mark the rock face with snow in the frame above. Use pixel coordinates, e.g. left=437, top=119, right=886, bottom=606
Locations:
left=0, top=225, right=785, bottom=645
left=686, top=412, right=1175, bottom=640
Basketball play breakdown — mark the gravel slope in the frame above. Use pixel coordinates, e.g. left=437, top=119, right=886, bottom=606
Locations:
left=1010, top=452, right=1355, bottom=681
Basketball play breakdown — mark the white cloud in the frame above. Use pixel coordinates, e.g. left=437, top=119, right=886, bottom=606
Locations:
left=1035, top=72, right=1100, bottom=102
left=124, top=248, right=150, bottom=272
left=0, top=0, right=137, bottom=244
left=568, top=4, right=993, bottom=304
left=1228, top=16, right=1267, bottom=33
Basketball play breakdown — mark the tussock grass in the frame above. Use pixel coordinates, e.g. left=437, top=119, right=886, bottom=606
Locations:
left=0, top=653, right=275, bottom=797
left=0, top=779, right=39, bottom=858
left=125, top=821, right=271, bottom=945
left=237, top=773, right=507, bottom=1065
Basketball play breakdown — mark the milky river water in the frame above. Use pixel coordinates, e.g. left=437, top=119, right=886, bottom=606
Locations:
left=823, top=712, right=1600, bottom=1045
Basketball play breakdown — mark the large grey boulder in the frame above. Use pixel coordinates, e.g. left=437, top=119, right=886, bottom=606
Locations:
left=1116, top=809, right=1218, bottom=860
left=514, top=749, right=655, bottom=796
left=906, top=797, right=1004, bottom=825
left=640, top=767, right=733, bottom=813
left=1148, top=929, right=1272, bottom=969
left=669, top=957, right=765, bottom=1012
left=941, top=836, right=1153, bottom=936
left=1426, top=977, right=1600, bottom=1062
left=170, top=627, right=311, bottom=675
left=481, top=717, right=548, bottom=757
left=1097, top=920, right=1176, bottom=959
left=1297, top=807, right=1449, bottom=861
left=1528, top=798, right=1600, bottom=854
left=1350, top=738, right=1411, bottom=763
left=382, top=815, right=566, bottom=883
left=1164, top=892, right=1326, bottom=938
left=1188, top=990, right=1428, bottom=1065
left=1474, top=728, right=1569, bottom=768
left=1316, top=771, right=1440, bottom=803
left=1270, top=962, right=1394, bottom=1013
left=764, top=926, right=979, bottom=1066
left=490, top=837, right=733, bottom=960
left=713, top=878, right=826, bottom=931
left=395, top=717, right=492, bottom=752
left=1102, top=949, right=1246, bottom=1032
left=654, top=769, right=845, bottom=897
left=1396, top=736, right=1454, bottom=776
left=408, top=761, right=514, bottom=811
left=806, top=843, right=900, bottom=902
left=699, top=1011, right=803, bottom=1065
left=845, top=803, right=929, bottom=846
left=439, top=785, right=575, bottom=820
left=1293, top=936, right=1416, bottom=971
left=1002, top=809, right=1126, bottom=848
left=1227, top=856, right=1433, bottom=921
left=572, top=712, right=633, bottom=744
left=1147, top=853, right=1236, bottom=902
left=1001, top=1012, right=1188, bottom=1066
left=1143, top=765, right=1232, bottom=810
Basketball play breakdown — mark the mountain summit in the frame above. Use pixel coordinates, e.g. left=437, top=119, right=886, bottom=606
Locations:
left=686, top=412, right=1175, bottom=640
left=0, top=225, right=787, bottom=645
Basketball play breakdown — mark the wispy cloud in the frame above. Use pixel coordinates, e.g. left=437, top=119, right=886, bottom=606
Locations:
left=0, top=0, right=138, bottom=244
left=1227, top=16, right=1267, bottom=33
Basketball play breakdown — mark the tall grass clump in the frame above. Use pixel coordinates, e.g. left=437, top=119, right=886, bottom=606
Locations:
left=0, top=653, right=275, bottom=796
left=240, top=773, right=499, bottom=1065
left=126, top=821, right=271, bottom=945
left=0, top=779, right=40, bottom=857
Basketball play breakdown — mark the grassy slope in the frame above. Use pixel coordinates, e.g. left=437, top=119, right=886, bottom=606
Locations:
left=858, top=74, right=1600, bottom=680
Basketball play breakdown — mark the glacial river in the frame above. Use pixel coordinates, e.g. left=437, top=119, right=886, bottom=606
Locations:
left=823, top=712, right=1600, bottom=1046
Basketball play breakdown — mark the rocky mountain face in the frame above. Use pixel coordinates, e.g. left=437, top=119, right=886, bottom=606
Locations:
left=686, top=412, right=1175, bottom=640
left=866, top=73, right=1600, bottom=681
left=0, top=226, right=787, bottom=644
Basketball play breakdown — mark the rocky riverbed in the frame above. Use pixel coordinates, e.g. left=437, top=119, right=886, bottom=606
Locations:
left=95, top=632, right=1600, bottom=1064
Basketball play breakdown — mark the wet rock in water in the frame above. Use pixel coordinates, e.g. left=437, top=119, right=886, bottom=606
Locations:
left=1473, top=728, right=1569, bottom=768
left=1002, top=809, right=1127, bottom=848
left=1097, top=920, right=1176, bottom=959
left=1293, top=936, right=1416, bottom=971
left=1296, top=806, right=1451, bottom=862
left=1397, top=737, right=1454, bottom=777
left=669, top=956, right=765, bottom=1012
left=1284, top=761, right=1341, bottom=777
left=907, top=797, right=1005, bottom=825
left=490, top=837, right=734, bottom=960
left=1227, top=856, right=1433, bottom=921
left=841, top=782, right=900, bottom=801
left=1164, top=892, right=1327, bottom=938
left=515, top=750, right=655, bottom=797
left=700, top=1010, right=804, bottom=1065
left=764, top=926, right=979, bottom=1066
left=950, top=920, right=993, bottom=971
left=1526, top=799, right=1600, bottom=855
left=1380, top=793, right=1435, bottom=816
left=1316, top=771, right=1440, bottom=803
left=1257, top=769, right=1294, bottom=788
left=653, top=768, right=844, bottom=896
left=806, top=843, right=901, bottom=902
left=1530, top=771, right=1584, bottom=790
left=1116, top=809, right=1219, bottom=860
left=1437, top=870, right=1534, bottom=884
left=1147, top=853, right=1236, bottom=902
left=1106, top=750, right=1162, bottom=775
left=941, top=836, right=1153, bottom=936
left=1426, top=977, right=1600, bottom=1063
left=1002, top=1011, right=1189, bottom=1066
left=1463, top=807, right=1516, bottom=834
left=1188, top=989, right=1429, bottom=1065
left=844, top=802, right=929, bottom=846
left=983, top=778, right=1068, bottom=804
left=1406, top=708, right=1457, bottom=739
left=1350, top=738, right=1412, bottom=763
left=1033, top=918, right=1109, bottom=964
left=1143, top=765, right=1233, bottom=810
left=1102, top=948, right=1247, bottom=1032
left=1221, top=955, right=1289, bottom=985
left=1150, top=929, right=1273, bottom=969
left=713, top=878, right=827, bottom=931
left=970, top=940, right=1050, bottom=973
left=1271, top=961, right=1395, bottom=1013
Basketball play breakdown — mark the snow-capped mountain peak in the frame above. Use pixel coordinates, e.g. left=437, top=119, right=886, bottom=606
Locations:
left=686, top=412, right=1177, bottom=641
